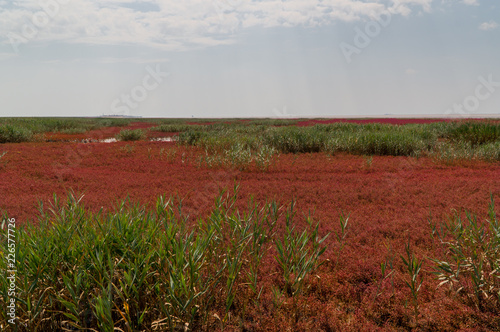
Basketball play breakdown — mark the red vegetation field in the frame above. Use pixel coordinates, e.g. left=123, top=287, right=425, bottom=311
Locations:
left=1, top=121, right=500, bottom=330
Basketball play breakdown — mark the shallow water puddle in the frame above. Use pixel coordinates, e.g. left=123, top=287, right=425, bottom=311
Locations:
left=79, top=137, right=176, bottom=143
left=149, top=137, right=175, bottom=142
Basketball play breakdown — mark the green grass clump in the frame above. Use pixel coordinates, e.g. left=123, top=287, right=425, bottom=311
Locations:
left=180, top=129, right=276, bottom=171
left=178, top=129, right=206, bottom=146
left=152, top=124, right=194, bottom=132
left=0, top=124, right=33, bottom=143
left=475, top=141, right=500, bottom=161
left=0, top=188, right=330, bottom=331
left=326, top=131, right=427, bottom=156
left=176, top=120, right=500, bottom=162
left=196, top=144, right=278, bottom=171
left=246, top=119, right=299, bottom=126
left=431, top=196, right=500, bottom=314
left=262, top=126, right=327, bottom=153
left=401, top=243, right=424, bottom=326
left=261, top=125, right=430, bottom=156
left=445, top=122, right=500, bottom=146
left=115, top=129, right=146, bottom=141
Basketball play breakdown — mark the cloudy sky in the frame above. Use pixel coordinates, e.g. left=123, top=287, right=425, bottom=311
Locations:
left=0, top=0, right=499, bottom=118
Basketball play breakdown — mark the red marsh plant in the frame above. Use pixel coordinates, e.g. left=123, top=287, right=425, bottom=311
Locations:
left=1, top=139, right=499, bottom=330
left=0, top=187, right=331, bottom=331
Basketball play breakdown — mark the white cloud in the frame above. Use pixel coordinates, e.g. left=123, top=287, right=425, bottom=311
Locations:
left=462, top=0, right=479, bottom=5
left=0, top=0, right=436, bottom=52
left=479, top=20, right=498, bottom=31
left=389, top=0, right=433, bottom=15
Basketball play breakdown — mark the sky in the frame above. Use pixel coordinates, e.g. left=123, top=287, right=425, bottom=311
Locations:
left=0, top=0, right=499, bottom=118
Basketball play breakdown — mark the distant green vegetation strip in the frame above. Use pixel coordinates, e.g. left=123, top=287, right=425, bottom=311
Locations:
left=0, top=118, right=299, bottom=143
left=0, top=118, right=134, bottom=143
left=176, top=121, right=500, bottom=161
left=1, top=118, right=499, bottom=161
left=153, top=119, right=299, bottom=133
